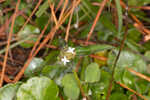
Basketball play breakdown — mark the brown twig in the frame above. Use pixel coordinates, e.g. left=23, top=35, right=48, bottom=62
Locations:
left=55, top=0, right=64, bottom=12
left=48, top=1, right=58, bottom=26
left=2, top=8, right=14, bottom=13
left=90, top=54, right=107, bottom=61
left=0, top=0, right=20, bottom=87
left=126, top=67, right=150, bottom=82
left=21, top=13, right=36, bottom=25
left=0, top=0, right=5, bottom=3
left=29, top=17, right=51, bottom=57
left=86, top=0, right=108, bottom=42
left=120, top=0, right=150, bottom=42
left=58, top=0, right=68, bottom=22
left=0, top=72, right=12, bottom=83
left=65, top=0, right=76, bottom=42
left=116, top=81, right=148, bottom=100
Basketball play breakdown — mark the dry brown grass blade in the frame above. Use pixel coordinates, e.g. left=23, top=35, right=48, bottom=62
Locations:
left=65, top=0, right=76, bottom=42
left=72, top=39, right=96, bottom=45
left=90, top=54, right=107, bottom=61
left=120, top=0, right=150, bottom=42
left=86, top=0, right=108, bottom=43
left=55, top=0, right=64, bottom=12
left=58, top=0, right=68, bottom=22
left=48, top=0, right=58, bottom=26
left=29, top=17, right=51, bottom=57
left=130, top=14, right=143, bottom=26
left=0, top=0, right=5, bottom=3
left=126, top=67, right=150, bottom=82
left=0, top=72, right=12, bottom=83
left=21, top=13, right=36, bottom=25
left=65, top=11, right=73, bottom=42
left=2, top=8, right=14, bottom=13
left=49, top=0, right=81, bottom=42
left=0, top=0, right=20, bottom=87
left=116, top=81, right=148, bottom=100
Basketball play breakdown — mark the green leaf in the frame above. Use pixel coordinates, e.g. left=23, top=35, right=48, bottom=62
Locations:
left=76, top=44, right=114, bottom=56
left=128, top=0, right=150, bottom=6
left=135, top=79, right=150, bottom=94
left=108, top=49, right=147, bottom=87
left=115, top=0, right=123, bottom=34
left=122, top=70, right=135, bottom=88
left=108, top=49, right=147, bottom=73
left=35, top=0, right=49, bottom=17
left=24, top=57, right=44, bottom=77
left=0, top=83, right=21, bottom=100
left=144, top=51, right=150, bottom=59
left=85, top=63, right=100, bottom=83
left=109, top=92, right=128, bottom=100
left=89, top=70, right=111, bottom=100
left=100, top=13, right=117, bottom=34
left=17, top=77, right=59, bottom=100
left=44, top=50, right=59, bottom=64
left=62, top=74, right=80, bottom=100
left=42, top=65, right=60, bottom=78
left=18, top=24, right=40, bottom=48
left=18, top=24, right=40, bottom=39
left=35, top=15, right=50, bottom=30
left=15, top=16, right=25, bottom=26
left=80, top=56, right=90, bottom=81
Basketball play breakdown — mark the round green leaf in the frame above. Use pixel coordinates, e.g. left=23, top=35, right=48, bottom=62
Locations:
left=24, top=57, right=44, bottom=77
left=18, top=24, right=40, bottom=39
left=18, top=24, right=40, bottom=48
left=0, top=83, right=21, bottom=100
left=17, top=77, right=59, bottom=100
left=62, top=74, right=80, bottom=100
left=85, top=63, right=101, bottom=83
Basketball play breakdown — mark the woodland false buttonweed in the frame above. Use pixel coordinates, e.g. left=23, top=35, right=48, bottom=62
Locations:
left=67, top=47, right=75, bottom=54
left=59, top=47, right=76, bottom=65
left=61, top=56, right=70, bottom=65
left=88, top=89, right=92, bottom=95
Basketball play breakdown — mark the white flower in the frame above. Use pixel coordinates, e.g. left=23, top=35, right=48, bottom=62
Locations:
left=67, top=47, right=75, bottom=54
left=61, top=56, right=70, bottom=65
left=82, top=97, right=87, bottom=100
left=88, top=89, right=92, bottom=95
left=74, top=23, right=78, bottom=29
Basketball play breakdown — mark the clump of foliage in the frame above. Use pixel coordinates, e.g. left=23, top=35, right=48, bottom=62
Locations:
left=0, top=0, right=150, bottom=100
